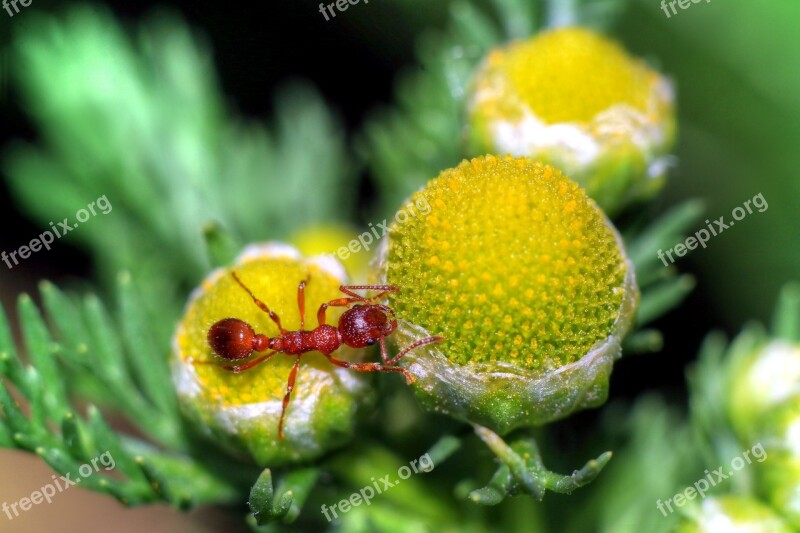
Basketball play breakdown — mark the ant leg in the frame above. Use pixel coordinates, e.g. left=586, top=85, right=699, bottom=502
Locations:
left=232, top=271, right=286, bottom=334
left=386, top=336, right=444, bottom=366
left=277, top=355, right=302, bottom=440
left=216, top=350, right=278, bottom=373
left=379, top=337, right=390, bottom=364
left=314, top=286, right=399, bottom=326
left=317, top=297, right=362, bottom=326
left=297, top=277, right=310, bottom=330
left=339, top=285, right=399, bottom=303
left=324, top=354, right=415, bottom=385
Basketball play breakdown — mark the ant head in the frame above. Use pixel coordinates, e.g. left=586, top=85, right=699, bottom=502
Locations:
left=208, top=318, right=257, bottom=360
left=339, top=304, right=398, bottom=348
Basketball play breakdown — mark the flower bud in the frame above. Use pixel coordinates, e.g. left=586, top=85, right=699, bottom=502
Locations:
left=467, top=27, right=676, bottom=215
left=726, top=342, right=800, bottom=528
left=721, top=337, right=800, bottom=528
left=375, top=155, right=638, bottom=434
left=172, top=243, right=374, bottom=466
left=758, top=451, right=800, bottom=529
left=674, top=496, right=791, bottom=533
left=726, top=340, right=800, bottom=443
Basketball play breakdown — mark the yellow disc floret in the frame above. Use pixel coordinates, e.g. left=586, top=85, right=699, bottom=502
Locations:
left=497, top=28, right=654, bottom=124
left=387, top=155, right=627, bottom=370
left=377, top=155, right=637, bottom=433
left=172, top=243, right=373, bottom=466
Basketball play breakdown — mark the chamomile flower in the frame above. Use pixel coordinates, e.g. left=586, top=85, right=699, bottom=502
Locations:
left=375, top=155, right=638, bottom=433
left=467, top=27, right=676, bottom=215
left=172, top=243, right=374, bottom=465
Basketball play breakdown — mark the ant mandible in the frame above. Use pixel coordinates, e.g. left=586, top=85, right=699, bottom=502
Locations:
left=205, top=271, right=443, bottom=440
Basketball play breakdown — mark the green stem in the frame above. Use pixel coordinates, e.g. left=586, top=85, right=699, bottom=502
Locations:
left=474, top=424, right=543, bottom=499
left=473, top=424, right=612, bottom=499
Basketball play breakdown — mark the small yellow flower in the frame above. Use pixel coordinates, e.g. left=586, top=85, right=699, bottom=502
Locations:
left=467, top=27, right=675, bottom=215
left=171, top=243, right=374, bottom=466
left=376, top=155, right=638, bottom=433
left=289, top=223, right=371, bottom=282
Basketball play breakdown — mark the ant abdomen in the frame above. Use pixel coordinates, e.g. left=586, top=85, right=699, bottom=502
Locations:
left=208, top=318, right=257, bottom=360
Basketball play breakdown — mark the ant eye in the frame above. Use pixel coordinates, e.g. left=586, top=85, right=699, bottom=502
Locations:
left=367, top=339, right=377, bottom=346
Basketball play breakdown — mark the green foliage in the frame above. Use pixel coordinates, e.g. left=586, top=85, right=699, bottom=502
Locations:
left=688, top=283, right=800, bottom=484
left=622, top=200, right=703, bottom=353
left=469, top=425, right=612, bottom=504
left=565, top=398, right=696, bottom=533
left=247, top=467, right=320, bottom=526
left=360, top=0, right=539, bottom=217
left=2, top=7, right=355, bottom=522
left=772, top=283, right=800, bottom=344
left=0, top=275, right=243, bottom=508
left=4, top=6, right=354, bottom=309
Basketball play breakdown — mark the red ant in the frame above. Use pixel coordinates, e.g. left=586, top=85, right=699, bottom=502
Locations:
left=205, top=272, right=443, bottom=440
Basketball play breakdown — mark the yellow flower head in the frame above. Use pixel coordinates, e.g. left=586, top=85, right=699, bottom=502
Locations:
left=376, top=155, right=638, bottom=433
left=172, top=243, right=374, bottom=466
left=467, top=27, right=676, bottom=215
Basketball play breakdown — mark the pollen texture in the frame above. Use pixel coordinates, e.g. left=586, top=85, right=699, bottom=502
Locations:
left=493, top=27, right=654, bottom=123
left=385, top=155, right=628, bottom=372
